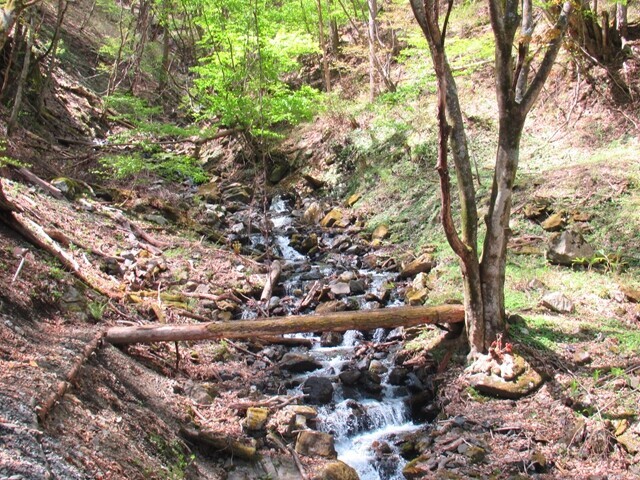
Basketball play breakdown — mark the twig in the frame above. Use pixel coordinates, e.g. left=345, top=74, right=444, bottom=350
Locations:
left=267, top=429, right=308, bottom=480
left=11, top=256, right=26, bottom=283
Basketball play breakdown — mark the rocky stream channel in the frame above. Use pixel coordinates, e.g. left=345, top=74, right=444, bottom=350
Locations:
left=224, top=193, right=443, bottom=480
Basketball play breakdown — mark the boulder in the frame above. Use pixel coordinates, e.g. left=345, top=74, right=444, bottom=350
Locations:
left=279, top=353, right=322, bottom=373
left=523, top=198, right=552, bottom=220
left=339, top=370, right=361, bottom=386
left=302, top=376, right=334, bottom=405
left=399, top=253, right=436, bottom=279
left=222, top=183, right=252, bottom=204
left=321, top=208, right=349, bottom=228
left=51, top=177, right=93, bottom=199
left=541, top=292, right=575, bottom=313
left=317, top=461, right=360, bottom=480
left=546, top=230, right=594, bottom=266
left=295, top=431, right=336, bottom=458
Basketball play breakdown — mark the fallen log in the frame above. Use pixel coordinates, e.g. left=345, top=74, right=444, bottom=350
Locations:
left=105, top=304, right=465, bottom=345
left=180, top=427, right=257, bottom=460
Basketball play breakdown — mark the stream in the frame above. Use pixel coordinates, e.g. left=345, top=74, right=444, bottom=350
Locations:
left=251, top=195, right=433, bottom=479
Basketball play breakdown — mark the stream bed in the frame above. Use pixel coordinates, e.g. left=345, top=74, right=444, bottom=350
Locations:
left=254, top=196, right=436, bottom=479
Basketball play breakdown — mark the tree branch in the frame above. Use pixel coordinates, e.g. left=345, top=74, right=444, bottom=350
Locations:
left=520, top=1, right=572, bottom=114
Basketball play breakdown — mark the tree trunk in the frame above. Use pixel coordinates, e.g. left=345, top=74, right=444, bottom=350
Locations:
left=327, top=0, right=339, bottom=54
left=479, top=115, right=525, bottom=349
left=105, top=304, right=465, bottom=345
left=260, top=260, right=282, bottom=304
left=616, top=2, right=628, bottom=42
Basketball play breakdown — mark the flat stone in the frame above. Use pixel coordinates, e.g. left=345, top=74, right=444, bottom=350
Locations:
left=295, top=431, right=336, bottom=458
left=541, top=292, right=575, bottom=313
left=339, top=370, right=361, bottom=386
left=279, top=353, right=322, bottom=373
left=469, top=359, right=544, bottom=400
left=541, top=212, right=565, bottom=231
left=617, top=431, right=640, bottom=454
left=572, top=350, right=592, bottom=365
left=330, top=282, right=351, bottom=296
left=400, top=253, right=436, bottom=279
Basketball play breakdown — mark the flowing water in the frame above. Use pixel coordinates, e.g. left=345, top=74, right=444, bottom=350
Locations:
left=264, top=196, right=427, bottom=479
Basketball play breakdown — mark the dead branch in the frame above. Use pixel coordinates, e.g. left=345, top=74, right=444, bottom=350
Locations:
left=180, top=426, right=257, bottom=460
left=267, top=429, right=308, bottom=480
left=36, top=330, right=106, bottom=423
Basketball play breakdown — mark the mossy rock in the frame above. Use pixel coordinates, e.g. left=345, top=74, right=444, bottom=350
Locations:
left=51, top=177, right=93, bottom=200
left=317, top=461, right=359, bottom=480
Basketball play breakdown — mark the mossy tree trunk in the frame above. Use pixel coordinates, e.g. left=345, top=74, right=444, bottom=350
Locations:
left=409, top=0, right=572, bottom=357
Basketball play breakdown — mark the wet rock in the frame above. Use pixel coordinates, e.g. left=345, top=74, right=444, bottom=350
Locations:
left=339, top=370, right=361, bottom=386
left=371, top=224, right=390, bottom=240
left=546, top=230, right=595, bottom=266
left=184, top=380, right=218, bottom=405
left=541, top=212, right=566, bottom=231
left=388, top=367, right=409, bottom=385
left=303, top=202, right=324, bottom=225
left=315, top=301, right=347, bottom=314
left=295, top=431, right=337, bottom=458
left=541, top=292, right=575, bottom=313
left=369, top=360, right=388, bottom=375
left=279, top=353, right=322, bottom=373
left=348, top=279, right=366, bottom=295
left=405, top=286, right=429, bottom=305
left=400, top=253, right=436, bottom=279
left=360, top=371, right=383, bottom=395
left=302, top=377, right=334, bottom=405
left=317, top=460, right=359, bottom=480
left=291, top=233, right=318, bottom=253
left=243, top=407, right=269, bottom=431
left=402, top=454, right=432, bottom=479
left=321, top=332, right=344, bottom=347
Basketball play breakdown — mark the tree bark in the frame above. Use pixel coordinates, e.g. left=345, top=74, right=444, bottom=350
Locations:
left=368, top=0, right=377, bottom=102
left=7, top=10, right=33, bottom=136
left=105, top=304, right=465, bottom=345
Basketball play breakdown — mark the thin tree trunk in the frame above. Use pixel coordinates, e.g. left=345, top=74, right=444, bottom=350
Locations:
left=327, top=0, right=339, bottom=53
left=367, top=0, right=377, bottom=101
left=105, top=304, right=465, bottom=345
left=616, top=2, right=627, bottom=42
left=315, top=0, right=331, bottom=92
left=7, top=11, right=33, bottom=137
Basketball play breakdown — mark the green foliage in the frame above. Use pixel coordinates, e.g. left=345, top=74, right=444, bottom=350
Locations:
left=97, top=152, right=207, bottom=184
left=104, top=94, right=162, bottom=126
left=0, top=140, right=30, bottom=168
left=148, top=433, right=194, bottom=480
left=188, top=0, right=323, bottom=133
left=88, top=301, right=107, bottom=321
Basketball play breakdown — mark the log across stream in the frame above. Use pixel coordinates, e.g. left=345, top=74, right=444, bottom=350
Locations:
left=105, top=304, right=465, bottom=345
